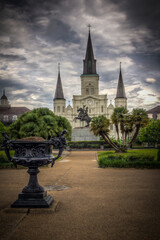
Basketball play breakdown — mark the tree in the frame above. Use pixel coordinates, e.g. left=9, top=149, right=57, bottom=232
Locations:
left=90, top=115, right=120, bottom=152
left=111, top=107, right=128, bottom=142
left=91, top=108, right=149, bottom=153
left=0, top=121, right=7, bottom=145
left=9, top=108, right=72, bottom=140
left=137, top=120, right=160, bottom=145
left=129, top=108, right=149, bottom=147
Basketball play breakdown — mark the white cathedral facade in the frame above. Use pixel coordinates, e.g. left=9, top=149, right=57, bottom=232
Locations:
left=53, top=30, right=127, bottom=138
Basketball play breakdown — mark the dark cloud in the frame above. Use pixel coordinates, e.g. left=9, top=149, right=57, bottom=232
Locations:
left=0, top=53, right=26, bottom=61
left=45, top=19, right=79, bottom=44
left=0, top=0, right=159, bottom=110
left=111, top=0, right=160, bottom=38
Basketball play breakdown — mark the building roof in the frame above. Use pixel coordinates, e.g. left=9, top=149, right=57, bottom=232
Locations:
left=54, top=64, right=65, bottom=100
left=0, top=107, right=30, bottom=115
left=83, top=29, right=97, bottom=75
left=147, top=105, right=160, bottom=114
left=1, top=89, right=8, bottom=100
left=115, top=63, right=126, bottom=99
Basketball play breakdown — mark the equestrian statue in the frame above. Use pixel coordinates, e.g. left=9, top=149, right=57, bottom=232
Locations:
left=74, top=105, right=91, bottom=127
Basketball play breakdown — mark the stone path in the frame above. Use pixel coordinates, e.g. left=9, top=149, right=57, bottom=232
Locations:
left=0, top=151, right=160, bottom=240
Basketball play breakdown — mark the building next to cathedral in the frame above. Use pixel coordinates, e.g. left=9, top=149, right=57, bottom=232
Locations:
left=53, top=29, right=127, bottom=138
left=0, top=89, right=30, bottom=126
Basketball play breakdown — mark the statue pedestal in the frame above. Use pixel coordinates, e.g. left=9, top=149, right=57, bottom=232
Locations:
left=71, top=127, right=100, bottom=141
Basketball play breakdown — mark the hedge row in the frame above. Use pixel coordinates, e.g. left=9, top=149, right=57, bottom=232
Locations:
left=67, top=141, right=112, bottom=149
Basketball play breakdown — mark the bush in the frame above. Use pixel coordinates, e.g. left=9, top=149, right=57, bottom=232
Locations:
left=67, top=141, right=111, bottom=149
left=97, top=149, right=160, bottom=168
left=0, top=150, right=15, bottom=163
left=157, top=144, right=160, bottom=161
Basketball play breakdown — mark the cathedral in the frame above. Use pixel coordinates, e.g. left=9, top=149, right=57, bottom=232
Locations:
left=53, top=29, right=127, bottom=138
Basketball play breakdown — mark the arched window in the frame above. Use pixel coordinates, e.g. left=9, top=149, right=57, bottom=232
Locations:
left=12, top=115, right=17, bottom=121
left=86, top=88, right=89, bottom=95
left=4, top=115, right=8, bottom=121
left=91, top=88, right=94, bottom=95
left=101, top=106, right=103, bottom=112
left=57, top=106, right=60, bottom=112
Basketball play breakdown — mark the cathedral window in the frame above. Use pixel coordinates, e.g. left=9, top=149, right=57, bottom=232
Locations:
left=88, top=60, right=91, bottom=68
left=12, top=115, right=17, bottom=121
left=89, top=108, right=91, bottom=113
left=86, top=88, right=89, bottom=95
left=4, top=115, right=8, bottom=121
left=101, top=106, right=103, bottom=112
left=91, top=88, right=94, bottom=95
left=63, top=106, right=65, bottom=112
left=57, top=106, right=60, bottom=112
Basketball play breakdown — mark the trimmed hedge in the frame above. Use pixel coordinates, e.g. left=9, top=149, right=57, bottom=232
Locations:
left=97, top=149, right=160, bottom=168
left=67, top=140, right=112, bottom=149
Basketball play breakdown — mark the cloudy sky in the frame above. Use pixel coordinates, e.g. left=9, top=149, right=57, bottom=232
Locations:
left=0, top=0, right=160, bottom=111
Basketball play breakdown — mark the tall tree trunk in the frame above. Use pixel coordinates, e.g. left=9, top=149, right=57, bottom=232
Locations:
left=101, top=132, right=120, bottom=152
left=115, top=124, right=120, bottom=141
left=129, top=125, right=140, bottom=147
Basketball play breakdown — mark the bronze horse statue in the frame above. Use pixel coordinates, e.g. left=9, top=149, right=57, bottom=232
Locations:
left=74, top=105, right=91, bottom=127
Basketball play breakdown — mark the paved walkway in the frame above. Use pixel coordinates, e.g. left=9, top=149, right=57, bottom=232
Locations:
left=0, top=151, right=160, bottom=240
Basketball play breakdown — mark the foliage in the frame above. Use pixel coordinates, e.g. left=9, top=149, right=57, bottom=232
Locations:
left=9, top=108, right=72, bottom=140
left=97, top=149, right=160, bottom=168
left=129, top=108, right=149, bottom=146
left=157, top=144, right=160, bottom=162
left=67, top=140, right=113, bottom=149
left=0, top=150, right=15, bottom=163
left=110, top=108, right=149, bottom=149
left=137, top=120, right=160, bottom=145
left=90, top=115, right=120, bottom=152
left=55, top=115, right=72, bottom=140
left=111, top=107, right=128, bottom=142
left=0, top=121, right=8, bottom=145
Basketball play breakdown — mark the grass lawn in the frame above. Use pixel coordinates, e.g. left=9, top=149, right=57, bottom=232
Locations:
left=97, top=149, right=160, bottom=168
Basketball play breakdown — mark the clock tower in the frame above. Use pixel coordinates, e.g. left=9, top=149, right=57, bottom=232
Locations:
left=72, top=27, right=108, bottom=128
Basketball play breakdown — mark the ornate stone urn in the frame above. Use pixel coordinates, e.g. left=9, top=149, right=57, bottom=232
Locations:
left=2, top=130, right=67, bottom=208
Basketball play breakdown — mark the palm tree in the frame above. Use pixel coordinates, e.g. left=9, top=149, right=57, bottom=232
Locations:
left=123, top=113, right=134, bottom=144
left=129, top=108, right=149, bottom=147
left=111, top=107, right=128, bottom=143
left=90, top=115, right=120, bottom=152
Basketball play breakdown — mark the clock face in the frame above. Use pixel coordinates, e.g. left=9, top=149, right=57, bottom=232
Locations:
left=87, top=99, right=93, bottom=106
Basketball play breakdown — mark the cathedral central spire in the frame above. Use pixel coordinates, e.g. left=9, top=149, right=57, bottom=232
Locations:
left=83, top=26, right=97, bottom=75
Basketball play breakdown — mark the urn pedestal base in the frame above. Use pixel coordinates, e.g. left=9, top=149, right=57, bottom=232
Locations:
left=11, top=191, right=54, bottom=208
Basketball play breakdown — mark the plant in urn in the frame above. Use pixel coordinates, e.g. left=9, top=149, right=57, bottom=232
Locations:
left=2, top=130, right=67, bottom=208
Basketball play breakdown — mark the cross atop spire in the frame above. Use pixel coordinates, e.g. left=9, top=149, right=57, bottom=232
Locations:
left=88, top=24, right=91, bottom=32
left=58, top=63, right=60, bottom=73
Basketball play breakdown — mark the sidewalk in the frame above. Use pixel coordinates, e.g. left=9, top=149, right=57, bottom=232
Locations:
left=0, top=151, right=160, bottom=240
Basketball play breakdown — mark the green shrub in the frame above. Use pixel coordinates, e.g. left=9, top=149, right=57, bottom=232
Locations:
left=97, top=149, right=159, bottom=168
left=67, top=140, right=111, bottom=149
left=157, top=144, right=160, bottom=161
left=0, top=150, right=15, bottom=163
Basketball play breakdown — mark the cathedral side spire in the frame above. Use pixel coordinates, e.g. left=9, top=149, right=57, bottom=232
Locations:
left=83, top=25, right=97, bottom=75
left=54, top=63, right=65, bottom=100
left=115, top=63, right=127, bottom=108
left=116, top=62, right=126, bottom=98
